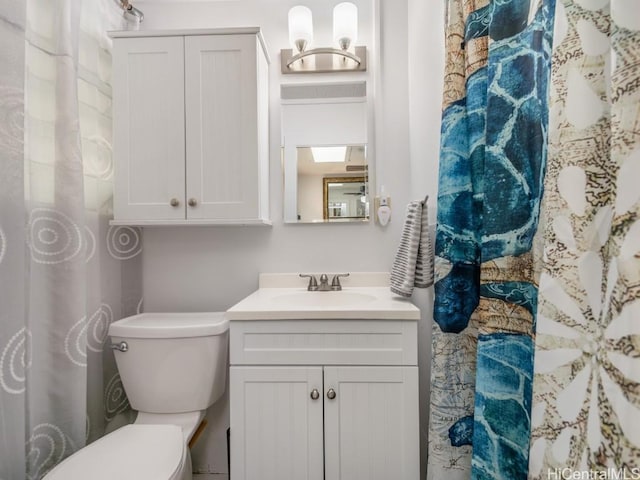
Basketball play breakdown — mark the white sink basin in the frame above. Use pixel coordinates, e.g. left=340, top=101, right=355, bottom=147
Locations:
left=226, top=274, right=421, bottom=321
left=269, top=291, right=377, bottom=308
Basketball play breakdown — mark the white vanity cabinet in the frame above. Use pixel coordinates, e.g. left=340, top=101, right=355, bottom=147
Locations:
left=229, top=319, right=420, bottom=480
left=110, top=28, right=270, bottom=225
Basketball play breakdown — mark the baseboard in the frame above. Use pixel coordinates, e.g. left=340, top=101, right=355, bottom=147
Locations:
left=193, top=474, right=228, bottom=480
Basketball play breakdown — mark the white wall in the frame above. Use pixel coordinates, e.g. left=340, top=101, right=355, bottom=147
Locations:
left=297, top=174, right=323, bottom=221
left=133, top=0, right=443, bottom=477
left=407, top=0, right=445, bottom=474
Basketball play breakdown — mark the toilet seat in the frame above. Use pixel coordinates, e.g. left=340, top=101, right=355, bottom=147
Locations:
left=44, top=424, right=186, bottom=480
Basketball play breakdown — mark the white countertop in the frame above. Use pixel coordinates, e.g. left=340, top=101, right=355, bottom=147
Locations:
left=227, top=273, right=420, bottom=321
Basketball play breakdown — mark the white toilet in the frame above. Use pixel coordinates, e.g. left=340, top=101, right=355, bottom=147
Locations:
left=44, top=312, right=229, bottom=480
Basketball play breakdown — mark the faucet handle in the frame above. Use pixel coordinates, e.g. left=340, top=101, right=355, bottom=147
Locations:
left=331, top=273, right=350, bottom=290
left=299, top=274, right=318, bottom=291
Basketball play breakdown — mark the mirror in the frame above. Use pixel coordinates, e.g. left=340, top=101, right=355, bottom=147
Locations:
left=292, top=145, right=368, bottom=222
left=281, top=81, right=369, bottom=224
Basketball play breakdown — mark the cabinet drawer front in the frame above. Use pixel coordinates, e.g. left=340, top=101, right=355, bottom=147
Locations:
left=230, top=320, right=417, bottom=366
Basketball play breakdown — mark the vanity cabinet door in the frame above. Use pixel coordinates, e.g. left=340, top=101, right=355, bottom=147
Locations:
left=112, top=36, right=186, bottom=221
left=323, top=366, right=420, bottom=480
left=230, top=366, right=324, bottom=480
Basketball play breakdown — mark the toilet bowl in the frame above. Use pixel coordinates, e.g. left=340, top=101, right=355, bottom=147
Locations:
left=44, top=312, right=229, bottom=480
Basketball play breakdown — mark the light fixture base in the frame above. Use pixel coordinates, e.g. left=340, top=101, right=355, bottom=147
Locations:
left=281, top=46, right=367, bottom=74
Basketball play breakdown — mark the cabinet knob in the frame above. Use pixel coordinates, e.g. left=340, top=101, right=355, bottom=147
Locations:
left=326, top=388, right=336, bottom=400
left=188, top=198, right=197, bottom=207
left=310, top=389, right=320, bottom=400
left=170, top=198, right=180, bottom=207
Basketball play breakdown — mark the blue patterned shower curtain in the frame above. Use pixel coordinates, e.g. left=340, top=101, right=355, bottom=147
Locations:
left=428, top=0, right=556, bottom=479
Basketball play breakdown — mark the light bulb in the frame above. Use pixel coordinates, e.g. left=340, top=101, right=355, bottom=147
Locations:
left=288, top=6, right=313, bottom=53
left=333, top=2, right=358, bottom=50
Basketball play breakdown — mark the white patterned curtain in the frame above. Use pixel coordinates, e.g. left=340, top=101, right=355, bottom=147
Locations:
left=530, top=0, right=640, bottom=477
left=0, top=1, right=142, bottom=478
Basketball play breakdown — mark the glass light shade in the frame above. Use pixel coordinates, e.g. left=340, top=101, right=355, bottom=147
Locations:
left=288, top=6, right=313, bottom=52
left=333, top=2, right=358, bottom=49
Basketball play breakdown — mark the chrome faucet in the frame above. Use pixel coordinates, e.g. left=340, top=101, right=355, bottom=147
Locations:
left=318, top=274, right=331, bottom=291
left=331, top=273, right=349, bottom=290
left=299, top=274, right=318, bottom=291
left=300, top=273, right=350, bottom=291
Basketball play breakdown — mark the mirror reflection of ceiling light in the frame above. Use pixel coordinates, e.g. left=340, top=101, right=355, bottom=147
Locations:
left=311, top=146, right=347, bottom=163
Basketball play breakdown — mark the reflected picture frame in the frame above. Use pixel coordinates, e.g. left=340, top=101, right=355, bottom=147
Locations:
left=322, top=176, right=368, bottom=220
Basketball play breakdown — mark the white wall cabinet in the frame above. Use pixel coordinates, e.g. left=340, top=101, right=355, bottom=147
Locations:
left=110, top=28, right=270, bottom=225
left=229, top=319, right=420, bottom=480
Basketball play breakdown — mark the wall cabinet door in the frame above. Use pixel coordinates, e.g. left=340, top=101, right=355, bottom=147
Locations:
left=185, top=35, right=263, bottom=220
left=230, top=366, right=324, bottom=480
left=112, top=36, right=186, bottom=220
left=323, top=366, right=420, bottom=480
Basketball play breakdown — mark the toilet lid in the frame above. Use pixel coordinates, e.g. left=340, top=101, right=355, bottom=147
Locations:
left=44, top=424, right=185, bottom=480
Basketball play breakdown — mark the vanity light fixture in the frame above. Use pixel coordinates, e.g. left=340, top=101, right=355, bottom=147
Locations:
left=282, top=2, right=367, bottom=74
left=311, top=146, right=347, bottom=163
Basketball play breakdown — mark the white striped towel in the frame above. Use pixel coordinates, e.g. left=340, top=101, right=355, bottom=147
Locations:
left=390, top=197, right=434, bottom=297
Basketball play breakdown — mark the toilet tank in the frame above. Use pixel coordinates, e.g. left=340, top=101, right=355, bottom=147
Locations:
left=108, top=313, right=229, bottom=414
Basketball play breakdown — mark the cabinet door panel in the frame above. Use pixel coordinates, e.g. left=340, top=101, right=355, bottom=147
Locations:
left=185, top=35, right=259, bottom=220
left=324, top=366, right=419, bottom=480
left=113, top=36, right=185, bottom=220
left=230, top=366, right=324, bottom=480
